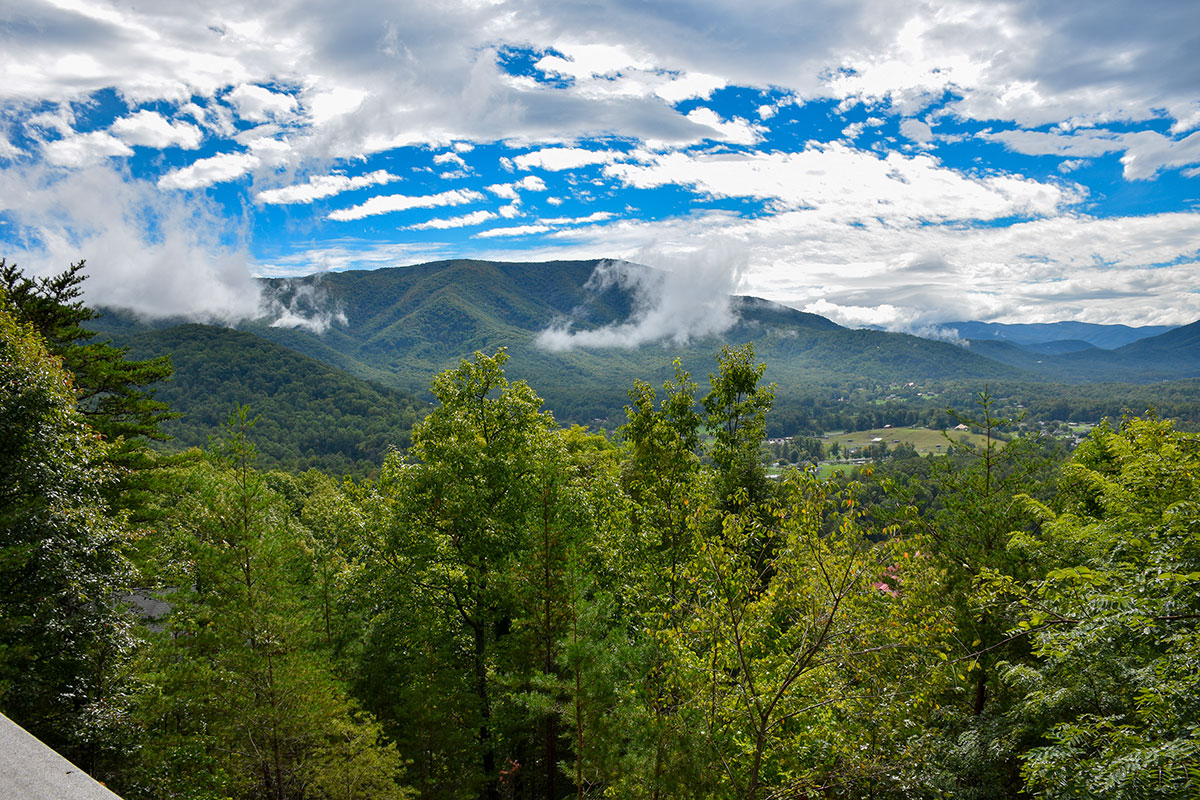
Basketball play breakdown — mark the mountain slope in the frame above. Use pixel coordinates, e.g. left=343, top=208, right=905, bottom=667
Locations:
left=250, top=259, right=1026, bottom=421
left=100, top=259, right=1200, bottom=431
left=122, top=324, right=418, bottom=475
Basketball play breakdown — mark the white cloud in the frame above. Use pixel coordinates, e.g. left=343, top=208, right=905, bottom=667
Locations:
left=434, top=151, right=467, bottom=167
left=536, top=246, right=745, bottom=350
left=158, top=151, right=260, bottom=190
left=485, top=175, right=547, bottom=198
left=475, top=223, right=551, bottom=238
left=605, top=143, right=1078, bottom=223
left=654, top=71, right=725, bottom=103
left=227, top=84, right=298, bottom=122
left=984, top=127, right=1200, bottom=180
left=262, top=279, right=348, bottom=334
left=305, top=87, right=367, bottom=125
left=684, top=107, right=763, bottom=145
left=513, top=147, right=622, bottom=171
left=536, top=43, right=653, bottom=81
left=518, top=174, right=547, bottom=191
left=0, top=129, right=21, bottom=159
left=42, top=131, right=133, bottom=167
left=982, top=128, right=1125, bottom=158
left=407, top=209, right=497, bottom=229
left=540, top=211, right=614, bottom=225
left=328, top=188, right=483, bottom=221
left=0, top=164, right=262, bottom=321
left=256, top=169, right=401, bottom=205
left=110, top=110, right=204, bottom=149
left=899, top=118, right=933, bottom=144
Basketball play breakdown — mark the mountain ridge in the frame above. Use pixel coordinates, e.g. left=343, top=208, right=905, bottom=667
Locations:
left=93, top=258, right=1200, bottom=426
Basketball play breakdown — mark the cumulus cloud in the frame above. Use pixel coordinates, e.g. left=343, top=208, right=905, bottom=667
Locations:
left=43, top=131, right=134, bottom=167
left=684, top=107, right=763, bottom=145
left=327, top=188, right=484, bottom=221
left=536, top=243, right=746, bottom=350
left=485, top=175, right=548, bottom=199
left=0, top=164, right=262, bottom=321
left=255, top=169, right=401, bottom=205
left=158, top=151, right=260, bottom=190
left=899, top=117, right=933, bottom=145
left=407, top=209, right=497, bottom=229
left=513, top=147, right=622, bottom=171
left=110, top=110, right=204, bottom=149
left=227, top=84, right=298, bottom=122
left=433, top=151, right=467, bottom=168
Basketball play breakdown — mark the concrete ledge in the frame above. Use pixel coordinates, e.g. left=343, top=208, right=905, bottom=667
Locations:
left=0, top=712, right=122, bottom=800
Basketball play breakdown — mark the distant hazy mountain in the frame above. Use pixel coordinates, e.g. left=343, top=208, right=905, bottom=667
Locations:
left=967, top=320, right=1200, bottom=381
left=944, top=320, right=1176, bottom=349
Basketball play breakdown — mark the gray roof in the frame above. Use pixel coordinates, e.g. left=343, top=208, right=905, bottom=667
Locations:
left=0, top=712, right=123, bottom=800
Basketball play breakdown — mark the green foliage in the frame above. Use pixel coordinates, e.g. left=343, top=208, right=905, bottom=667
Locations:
left=703, top=343, right=775, bottom=510
left=130, top=408, right=408, bottom=800
left=663, top=473, right=945, bottom=800
left=1, top=259, right=175, bottom=444
left=121, top=324, right=419, bottom=476
left=1009, top=417, right=1200, bottom=798
left=0, top=295, right=138, bottom=772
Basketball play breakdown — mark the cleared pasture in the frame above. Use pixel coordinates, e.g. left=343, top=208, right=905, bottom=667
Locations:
left=824, top=426, right=992, bottom=456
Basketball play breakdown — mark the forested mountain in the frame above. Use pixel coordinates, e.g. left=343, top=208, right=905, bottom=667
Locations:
left=87, top=258, right=1200, bottom=437
left=122, top=324, right=419, bottom=475
left=242, top=259, right=1200, bottom=418
left=99, top=259, right=1028, bottom=424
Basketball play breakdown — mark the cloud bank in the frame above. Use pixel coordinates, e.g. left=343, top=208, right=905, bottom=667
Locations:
left=0, top=164, right=262, bottom=322
left=536, top=244, right=746, bottom=350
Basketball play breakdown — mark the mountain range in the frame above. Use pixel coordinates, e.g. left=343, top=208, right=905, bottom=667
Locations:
left=943, top=320, right=1176, bottom=350
left=92, top=258, right=1200, bottom=463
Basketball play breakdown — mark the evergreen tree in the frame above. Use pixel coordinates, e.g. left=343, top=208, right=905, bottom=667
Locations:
left=0, top=293, right=139, bottom=775
left=132, top=408, right=407, bottom=800
left=0, top=259, right=175, bottom=445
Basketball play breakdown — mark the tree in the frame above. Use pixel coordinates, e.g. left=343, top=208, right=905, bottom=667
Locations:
left=0, top=294, right=138, bottom=775
left=1002, top=417, right=1200, bottom=797
left=0, top=259, right=175, bottom=446
left=375, top=350, right=561, bottom=799
left=703, top=343, right=775, bottom=511
left=665, top=472, right=943, bottom=799
left=132, top=408, right=407, bottom=800
left=887, top=388, right=1062, bottom=797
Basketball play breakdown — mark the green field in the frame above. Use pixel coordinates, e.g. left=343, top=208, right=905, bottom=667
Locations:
left=824, top=426, right=992, bottom=456
left=815, top=462, right=856, bottom=478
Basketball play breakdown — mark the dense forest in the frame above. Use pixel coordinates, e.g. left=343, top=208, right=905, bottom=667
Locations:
left=3, top=263, right=1200, bottom=799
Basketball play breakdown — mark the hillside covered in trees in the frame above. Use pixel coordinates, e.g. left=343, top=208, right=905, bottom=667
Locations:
left=3, top=263, right=1200, bottom=799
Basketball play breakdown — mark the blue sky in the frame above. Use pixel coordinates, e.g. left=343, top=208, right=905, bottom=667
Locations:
left=1, top=0, right=1198, bottom=332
